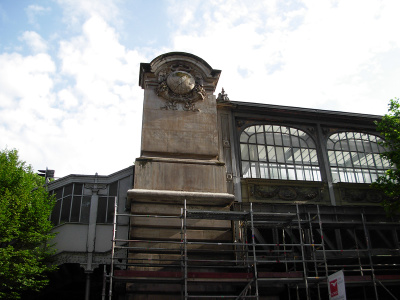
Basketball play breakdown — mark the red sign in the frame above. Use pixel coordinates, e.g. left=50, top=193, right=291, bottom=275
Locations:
left=330, top=279, right=338, bottom=297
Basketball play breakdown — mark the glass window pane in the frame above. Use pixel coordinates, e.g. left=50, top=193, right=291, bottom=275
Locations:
left=287, top=166, right=296, bottom=180
left=284, top=147, right=293, bottom=163
left=63, top=184, right=73, bottom=197
left=290, top=128, right=298, bottom=136
left=328, top=151, right=336, bottom=165
left=245, top=126, right=255, bottom=134
left=109, top=181, right=118, bottom=196
left=241, top=144, right=249, bottom=160
left=70, top=196, right=81, bottom=222
left=331, top=167, right=339, bottom=183
left=250, top=162, right=259, bottom=178
left=282, top=134, right=291, bottom=146
left=80, top=196, right=91, bottom=224
left=291, top=136, right=300, bottom=147
left=274, top=133, right=282, bottom=146
left=265, top=132, right=274, bottom=145
left=267, top=146, right=276, bottom=162
left=55, top=188, right=63, bottom=200
left=336, top=152, right=344, bottom=166
left=352, top=152, right=360, bottom=167
left=107, top=197, right=114, bottom=223
left=258, top=145, right=267, bottom=161
left=249, top=145, right=258, bottom=161
left=342, top=152, right=352, bottom=167
left=293, top=148, right=302, bottom=163
left=371, top=142, right=379, bottom=152
left=354, top=169, right=364, bottom=183
left=240, top=132, right=249, bottom=143
left=310, top=149, right=318, bottom=165
left=256, top=133, right=265, bottom=144
left=259, top=163, right=269, bottom=179
left=304, top=166, right=312, bottom=181
left=275, top=147, right=285, bottom=163
left=97, top=197, right=107, bottom=223
left=279, top=165, right=288, bottom=180
left=302, top=149, right=311, bottom=164
left=248, top=134, right=256, bottom=143
left=296, top=166, right=304, bottom=180
left=60, top=196, right=72, bottom=223
left=348, top=139, right=357, bottom=151
left=51, top=200, right=61, bottom=225
left=312, top=167, right=321, bottom=181
left=270, top=163, right=279, bottom=179
left=74, top=183, right=83, bottom=195
left=374, top=154, right=383, bottom=169
left=281, top=127, right=290, bottom=134
left=242, top=161, right=251, bottom=178
left=273, top=125, right=281, bottom=133
left=327, top=139, right=334, bottom=150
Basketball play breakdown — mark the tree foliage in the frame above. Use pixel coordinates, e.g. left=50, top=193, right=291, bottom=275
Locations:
left=372, top=98, right=400, bottom=214
left=0, top=149, right=56, bottom=299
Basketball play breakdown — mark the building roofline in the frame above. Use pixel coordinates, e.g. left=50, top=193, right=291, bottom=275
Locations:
left=228, top=100, right=382, bottom=120
left=47, top=165, right=134, bottom=189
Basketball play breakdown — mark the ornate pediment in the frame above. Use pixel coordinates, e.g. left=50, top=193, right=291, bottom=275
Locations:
left=156, top=62, right=206, bottom=111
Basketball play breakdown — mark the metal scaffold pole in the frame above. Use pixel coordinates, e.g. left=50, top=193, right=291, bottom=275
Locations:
left=109, top=196, right=118, bottom=300
left=184, top=199, right=188, bottom=299
left=249, top=203, right=259, bottom=299
left=316, top=205, right=329, bottom=284
left=296, top=204, right=309, bottom=300
left=361, top=212, right=379, bottom=300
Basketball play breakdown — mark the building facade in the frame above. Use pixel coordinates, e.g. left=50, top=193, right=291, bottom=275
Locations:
left=35, top=52, right=400, bottom=300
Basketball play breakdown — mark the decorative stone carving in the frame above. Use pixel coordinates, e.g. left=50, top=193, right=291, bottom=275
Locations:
left=156, top=63, right=206, bottom=112
left=236, top=120, right=246, bottom=128
left=217, top=88, right=230, bottom=102
left=251, top=185, right=320, bottom=202
left=85, top=183, right=107, bottom=193
left=340, top=188, right=383, bottom=203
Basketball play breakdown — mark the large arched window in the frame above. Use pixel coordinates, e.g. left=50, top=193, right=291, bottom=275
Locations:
left=327, top=132, right=390, bottom=183
left=240, top=125, right=321, bottom=181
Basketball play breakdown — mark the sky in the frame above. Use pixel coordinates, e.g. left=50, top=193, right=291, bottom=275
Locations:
left=0, top=0, right=399, bottom=179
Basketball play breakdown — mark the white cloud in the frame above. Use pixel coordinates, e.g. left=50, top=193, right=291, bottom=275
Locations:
left=56, top=0, right=121, bottom=28
left=49, top=14, right=146, bottom=177
left=167, top=0, right=400, bottom=115
left=0, top=52, right=55, bottom=107
left=19, top=31, right=48, bottom=53
left=25, top=4, right=51, bottom=27
left=0, top=11, right=147, bottom=178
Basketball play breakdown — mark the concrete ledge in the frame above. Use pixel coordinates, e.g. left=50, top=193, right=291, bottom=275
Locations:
left=127, top=189, right=235, bottom=206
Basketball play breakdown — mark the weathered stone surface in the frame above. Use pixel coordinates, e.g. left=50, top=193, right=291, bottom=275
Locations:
left=130, top=228, right=232, bottom=241
left=133, top=160, right=228, bottom=194
left=141, top=89, right=219, bottom=158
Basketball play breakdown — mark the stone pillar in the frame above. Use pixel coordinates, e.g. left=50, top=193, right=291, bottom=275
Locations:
left=129, top=52, right=234, bottom=203
left=126, top=53, right=235, bottom=298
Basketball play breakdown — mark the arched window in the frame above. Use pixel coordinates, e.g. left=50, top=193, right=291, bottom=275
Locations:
left=240, top=125, right=321, bottom=181
left=327, top=132, right=390, bottom=183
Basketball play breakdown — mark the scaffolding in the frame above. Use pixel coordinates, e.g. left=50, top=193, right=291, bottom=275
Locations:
left=105, top=198, right=400, bottom=299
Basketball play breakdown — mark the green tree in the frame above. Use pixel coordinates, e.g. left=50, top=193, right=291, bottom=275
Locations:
left=372, top=98, right=400, bottom=214
left=0, top=149, right=56, bottom=299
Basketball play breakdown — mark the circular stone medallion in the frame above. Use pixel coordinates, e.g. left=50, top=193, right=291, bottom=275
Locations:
left=166, top=71, right=195, bottom=95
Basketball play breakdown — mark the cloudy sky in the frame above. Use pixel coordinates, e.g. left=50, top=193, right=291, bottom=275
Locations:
left=0, top=0, right=399, bottom=178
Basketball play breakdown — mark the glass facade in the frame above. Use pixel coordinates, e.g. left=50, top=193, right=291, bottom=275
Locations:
left=50, top=181, right=119, bottom=226
left=50, top=183, right=91, bottom=225
left=240, top=125, right=321, bottom=181
left=328, top=132, right=390, bottom=183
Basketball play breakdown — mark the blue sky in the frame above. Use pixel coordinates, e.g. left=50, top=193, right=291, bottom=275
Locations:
left=0, top=0, right=399, bottom=178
